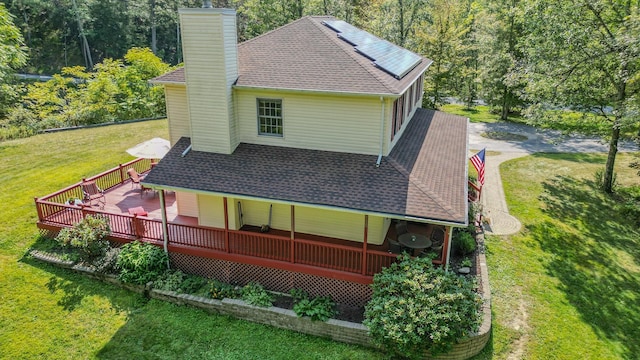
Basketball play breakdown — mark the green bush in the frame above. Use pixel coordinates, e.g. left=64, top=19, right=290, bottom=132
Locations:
left=454, top=231, right=476, bottom=256
left=55, top=215, right=110, bottom=261
left=241, top=282, right=273, bottom=307
left=364, top=254, right=482, bottom=358
left=208, top=280, right=240, bottom=300
left=116, top=241, right=167, bottom=285
left=292, top=295, right=337, bottom=322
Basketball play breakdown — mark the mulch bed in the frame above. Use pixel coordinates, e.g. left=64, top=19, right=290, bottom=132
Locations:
left=272, top=295, right=365, bottom=323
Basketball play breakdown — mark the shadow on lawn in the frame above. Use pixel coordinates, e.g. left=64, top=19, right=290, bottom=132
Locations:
left=530, top=175, right=640, bottom=357
left=21, top=255, right=148, bottom=313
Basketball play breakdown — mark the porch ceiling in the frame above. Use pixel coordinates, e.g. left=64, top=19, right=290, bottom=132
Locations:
left=143, top=108, right=468, bottom=224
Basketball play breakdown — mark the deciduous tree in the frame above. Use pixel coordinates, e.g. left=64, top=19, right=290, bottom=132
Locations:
left=0, top=3, right=27, bottom=117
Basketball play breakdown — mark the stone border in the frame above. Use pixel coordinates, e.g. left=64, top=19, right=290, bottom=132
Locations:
left=29, top=248, right=491, bottom=360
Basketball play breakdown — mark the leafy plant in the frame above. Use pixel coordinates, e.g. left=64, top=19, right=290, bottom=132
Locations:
left=55, top=214, right=110, bottom=261
left=454, top=231, right=476, bottom=256
left=208, top=280, right=240, bottom=300
left=116, top=240, right=167, bottom=285
left=241, top=282, right=273, bottom=307
left=153, top=269, right=186, bottom=292
left=293, top=296, right=337, bottom=322
left=364, top=254, right=482, bottom=358
left=289, top=288, right=310, bottom=302
left=461, top=257, right=472, bottom=268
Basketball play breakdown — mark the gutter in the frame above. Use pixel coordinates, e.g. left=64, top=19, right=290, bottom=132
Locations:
left=376, top=96, right=385, bottom=167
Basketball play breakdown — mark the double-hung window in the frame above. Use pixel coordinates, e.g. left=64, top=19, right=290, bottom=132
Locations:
left=257, top=99, right=283, bottom=136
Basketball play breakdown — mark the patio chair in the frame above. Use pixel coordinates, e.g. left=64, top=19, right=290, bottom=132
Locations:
left=81, top=180, right=106, bottom=209
left=430, top=227, right=445, bottom=250
left=387, top=238, right=405, bottom=254
left=395, top=220, right=409, bottom=236
left=127, top=168, right=152, bottom=197
left=127, top=168, right=145, bottom=189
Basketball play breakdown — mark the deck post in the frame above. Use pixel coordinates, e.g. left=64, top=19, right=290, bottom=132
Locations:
left=119, top=164, right=125, bottom=184
left=34, top=197, right=43, bottom=221
left=444, top=226, right=452, bottom=272
left=290, top=205, right=295, bottom=263
left=362, top=215, right=368, bottom=275
left=159, top=189, right=170, bottom=268
left=223, top=197, right=230, bottom=252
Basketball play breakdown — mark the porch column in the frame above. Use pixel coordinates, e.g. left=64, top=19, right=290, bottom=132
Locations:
left=159, top=189, right=170, bottom=269
left=223, top=197, right=230, bottom=252
left=444, top=225, right=452, bottom=272
left=362, top=215, right=368, bottom=275
left=290, top=205, right=295, bottom=263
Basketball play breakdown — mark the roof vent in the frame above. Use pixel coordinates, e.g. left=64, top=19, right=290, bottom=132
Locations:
left=202, top=0, right=213, bottom=8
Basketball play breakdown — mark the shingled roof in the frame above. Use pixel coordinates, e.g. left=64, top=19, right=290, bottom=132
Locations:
left=143, top=108, right=469, bottom=224
left=152, top=16, right=432, bottom=95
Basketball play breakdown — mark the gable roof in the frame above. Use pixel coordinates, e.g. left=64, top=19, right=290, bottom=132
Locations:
left=152, top=16, right=432, bottom=95
left=143, top=108, right=469, bottom=224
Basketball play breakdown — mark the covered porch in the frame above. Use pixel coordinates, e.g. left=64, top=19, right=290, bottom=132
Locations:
left=35, top=159, right=452, bottom=285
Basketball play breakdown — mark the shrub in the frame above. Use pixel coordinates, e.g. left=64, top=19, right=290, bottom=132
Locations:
left=454, top=231, right=476, bottom=256
left=241, top=282, right=273, bottom=307
left=292, top=295, right=337, bottom=322
left=55, top=215, right=110, bottom=261
left=116, top=241, right=167, bottom=285
left=364, top=254, right=482, bottom=358
left=154, top=269, right=186, bottom=292
left=208, top=280, right=240, bottom=300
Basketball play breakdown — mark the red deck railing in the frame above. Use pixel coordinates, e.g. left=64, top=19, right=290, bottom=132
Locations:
left=35, top=159, right=403, bottom=282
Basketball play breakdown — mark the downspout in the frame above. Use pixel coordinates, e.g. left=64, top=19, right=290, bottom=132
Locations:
left=376, top=97, right=385, bottom=167
left=159, top=189, right=170, bottom=269
left=181, top=144, right=192, bottom=157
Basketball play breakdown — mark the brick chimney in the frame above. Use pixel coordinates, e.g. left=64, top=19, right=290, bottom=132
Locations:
left=179, top=7, right=238, bottom=154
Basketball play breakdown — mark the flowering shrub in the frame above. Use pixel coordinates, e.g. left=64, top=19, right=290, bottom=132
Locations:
left=364, top=254, right=482, bottom=358
left=55, top=215, right=110, bottom=261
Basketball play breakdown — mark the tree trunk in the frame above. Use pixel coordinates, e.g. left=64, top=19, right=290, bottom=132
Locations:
left=603, top=123, right=620, bottom=193
left=150, top=0, right=157, bottom=54
left=500, top=87, right=509, bottom=120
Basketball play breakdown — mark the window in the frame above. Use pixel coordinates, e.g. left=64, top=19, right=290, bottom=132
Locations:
left=257, top=99, right=283, bottom=136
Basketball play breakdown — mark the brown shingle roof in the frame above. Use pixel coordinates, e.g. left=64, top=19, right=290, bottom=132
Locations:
left=143, top=109, right=468, bottom=224
left=151, top=16, right=431, bottom=95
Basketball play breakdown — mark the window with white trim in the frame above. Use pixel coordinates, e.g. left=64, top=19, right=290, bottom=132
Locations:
left=257, top=99, right=283, bottom=136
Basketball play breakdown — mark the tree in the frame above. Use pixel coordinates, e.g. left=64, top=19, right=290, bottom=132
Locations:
left=363, top=0, right=426, bottom=48
left=477, top=0, right=525, bottom=120
left=0, top=3, right=27, bottom=117
left=521, top=0, right=640, bottom=193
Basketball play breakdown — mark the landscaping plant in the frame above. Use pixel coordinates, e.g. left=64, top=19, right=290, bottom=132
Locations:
left=241, top=282, right=274, bottom=307
left=208, top=280, right=240, bottom=300
left=364, top=254, right=482, bottom=358
left=54, top=214, right=110, bottom=262
left=116, top=241, right=168, bottom=285
left=289, top=289, right=337, bottom=322
left=453, top=230, right=476, bottom=256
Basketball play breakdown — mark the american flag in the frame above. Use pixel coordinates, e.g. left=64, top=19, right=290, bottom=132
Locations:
left=470, top=149, right=485, bottom=186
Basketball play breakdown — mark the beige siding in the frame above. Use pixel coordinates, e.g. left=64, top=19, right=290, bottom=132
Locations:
left=164, top=85, right=190, bottom=145
left=239, top=200, right=291, bottom=231
left=197, top=194, right=226, bottom=228
left=295, top=207, right=365, bottom=243
left=180, top=10, right=236, bottom=154
left=236, top=90, right=384, bottom=155
left=176, top=191, right=198, bottom=217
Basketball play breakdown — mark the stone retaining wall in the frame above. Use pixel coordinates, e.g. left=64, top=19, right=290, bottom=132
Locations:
left=30, top=248, right=491, bottom=360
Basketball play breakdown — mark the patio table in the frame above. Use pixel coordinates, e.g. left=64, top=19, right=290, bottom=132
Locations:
left=398, top=233, right=432, bottom=252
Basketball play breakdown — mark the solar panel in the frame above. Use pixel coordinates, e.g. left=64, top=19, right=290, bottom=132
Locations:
left=355, top=41, right=400, bottom=61
left=338, top=30, right=378, bottom=46
left=323, top=20, right=423, bottom=79
left=322, top=20, right=358, bottom=34
left=374, top=51, right=422, bottom=79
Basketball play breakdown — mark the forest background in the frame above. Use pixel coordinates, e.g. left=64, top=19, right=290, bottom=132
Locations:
left=1, top=0, right=638, bottom=192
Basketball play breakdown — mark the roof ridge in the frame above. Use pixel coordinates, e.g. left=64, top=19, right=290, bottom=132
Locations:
left=384, top=156, right=462, bottom=220
left=239, top=16, right=320, bottom=48
left=308, top=18, right=397, bottom=94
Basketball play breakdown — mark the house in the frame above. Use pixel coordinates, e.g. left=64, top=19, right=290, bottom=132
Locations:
left=35, top=6, right=469, bottom=307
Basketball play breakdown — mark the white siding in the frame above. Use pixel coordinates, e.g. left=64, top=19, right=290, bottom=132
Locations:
left=179, top=9, right=237, bottom=154
left=235, top=90, right=384, bottom=155
left=176, top=191, right=198, bottom=217
left=164, top=85, right=190, bottom=145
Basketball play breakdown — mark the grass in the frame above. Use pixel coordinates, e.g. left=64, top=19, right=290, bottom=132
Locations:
left=471, top=152, right=640, bottom=359
left=440, top=104, right=524, bottom=124
left=0, top=120, right=382, bottom=359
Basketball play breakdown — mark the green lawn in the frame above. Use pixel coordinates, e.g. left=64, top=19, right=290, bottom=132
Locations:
left=0, top=121, right=381, bottom=359
left=473, top=153, right=640, bottom=359
left=440, top=104, right=524, bottom=124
